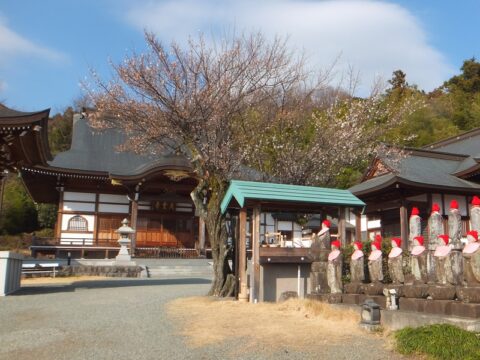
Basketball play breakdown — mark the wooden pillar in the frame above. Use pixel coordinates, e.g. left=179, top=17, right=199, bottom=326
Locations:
left=94, top=193, right=99, bottom=245
left=238, top=208, right=248, bottom=302
left=0, top=172, right=6, bottom=218
left=338, top=207, right=347, bottom=246
left=400, top=201, right=408, bottom=250
left=250, top=204, right=261, bottom=303
left=130, top=196, right=138, bottom=256
left=233, top=215, right=240, bottom=298
left=355, top=211, right=362, bottom=242
left=55, top=187, right=64, bottom=240
left=199, top=217, right=206, bottom=254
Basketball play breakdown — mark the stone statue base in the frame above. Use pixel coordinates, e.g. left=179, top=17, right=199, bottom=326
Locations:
left=307, top=293, right=342, bottom=304
left=344, top=282, right=364, bottom=294
left=310, top=249, right=330, bottom=294
left=450, top=250, right=464, bottom=285
left=402, top=284, right=429, bottom=298
left=456, top=286, right=480, bottom=303
left=364, top=282, right=384, bottom=296
left=427, top=285, right=456, bottom=300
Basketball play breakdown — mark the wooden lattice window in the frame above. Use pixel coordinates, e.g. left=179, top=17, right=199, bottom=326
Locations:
left=68, top=216, right=88, bottom=231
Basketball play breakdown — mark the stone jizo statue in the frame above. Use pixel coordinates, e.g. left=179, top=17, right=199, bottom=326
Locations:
left=350, top=241, right=365, bottom=283
left=327, top=240, right=343, bottom=294
left=428, top=203, right=443, bottom=250
left=410, top=235, right=427, bottom=283
left=463, top=230, right=480, bottom=286
left=448, top=200, right=462, bottom=248
left=388, top=237, right=404, bottom=284
left=409, top=207, right=421, bottom=250
left=368, top=236, right=383, bottom=283
left=470, top=196, right=480, bottom=232
left=427, top=203, right=443, bottom=281
left=434, top=234, right=455, bottom=285
left=317, top=219, right=331, bottom=250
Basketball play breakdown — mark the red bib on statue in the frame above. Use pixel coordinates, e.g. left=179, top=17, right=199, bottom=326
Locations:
left=328, top=249, right=340, bottom=261
left=351, top=249, right=364, bottom=260
left=434, top=245, right=451, bottom=257
left=411, top=245, right=425, bottom=256
left=388, top=247, right=403, bottom=258
left=368, top=249, right=382, bottom=261
left=463, top=242, right=480, bottom=254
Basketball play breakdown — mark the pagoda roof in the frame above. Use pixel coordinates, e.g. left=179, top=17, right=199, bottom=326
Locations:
left=0, top=104, right=52, bottom=170
left=221, top=180, right=365, bottom=214
left=48, top=114, right=192, bottom=179
left=350, top=133, right=480, bottom=197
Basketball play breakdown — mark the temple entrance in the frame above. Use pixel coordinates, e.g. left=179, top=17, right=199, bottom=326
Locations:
left=135, top=213, right=196, bottom=248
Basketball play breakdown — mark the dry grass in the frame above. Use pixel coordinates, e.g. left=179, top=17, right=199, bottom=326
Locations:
left=21, top=276, right=109, bottom=285
left=167, top=297, right=363, bottom=350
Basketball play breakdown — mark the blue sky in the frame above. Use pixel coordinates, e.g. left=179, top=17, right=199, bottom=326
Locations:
left=0, top=0, right=479, bottom=114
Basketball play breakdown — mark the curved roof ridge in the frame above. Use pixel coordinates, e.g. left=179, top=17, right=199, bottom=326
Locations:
left=423, top=127, right=480, bottom=150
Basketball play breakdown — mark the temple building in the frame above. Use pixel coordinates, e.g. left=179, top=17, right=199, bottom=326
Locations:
left=350, top=128, right=480, bottom=248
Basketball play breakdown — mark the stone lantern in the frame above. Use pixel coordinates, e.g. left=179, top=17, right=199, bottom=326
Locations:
left=359, top=299, right=381, bottom=331
left=115, top=218, right=136, bottom=265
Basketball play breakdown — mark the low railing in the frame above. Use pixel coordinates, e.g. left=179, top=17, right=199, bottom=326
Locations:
left=32, top=237, right=120, bottom=247
left=30, top=237, right=202, bottom=259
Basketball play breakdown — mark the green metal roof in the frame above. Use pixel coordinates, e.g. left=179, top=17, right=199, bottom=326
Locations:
left=220, top=180, right=365, bottom=214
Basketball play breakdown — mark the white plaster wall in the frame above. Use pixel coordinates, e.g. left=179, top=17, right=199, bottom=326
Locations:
left=277, top=221, right=292, bottom=231
left=63, top=191, right=95, bottom=202
left=63, top=202, right=95, bottom=212
left=99, top=194, right=129, bottom=204
left=98, top=204, right=129, bottom=213
left=61, top=214, right=95, bottom=231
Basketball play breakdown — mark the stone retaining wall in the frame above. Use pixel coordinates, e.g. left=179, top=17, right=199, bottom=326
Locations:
left=23, top=265, right=143, bottom=278
left=60, top=265, right=143, bottom=277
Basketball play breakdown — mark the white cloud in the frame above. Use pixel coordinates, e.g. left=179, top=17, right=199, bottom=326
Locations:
left=0, top=80, right=7, bottom=92
left=125, top=0, right=454, bottom=92
left=0, top=16, right=66, bottom=64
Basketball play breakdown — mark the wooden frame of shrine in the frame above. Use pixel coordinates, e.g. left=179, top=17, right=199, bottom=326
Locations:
left=220, top=180, right=365, bottom=302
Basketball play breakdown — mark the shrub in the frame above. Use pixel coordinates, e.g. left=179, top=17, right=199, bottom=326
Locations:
left=395, top=324, right=480, bottom=360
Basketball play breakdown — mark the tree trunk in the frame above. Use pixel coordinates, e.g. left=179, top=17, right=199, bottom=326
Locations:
left=192, top=177, right=234, bottom=296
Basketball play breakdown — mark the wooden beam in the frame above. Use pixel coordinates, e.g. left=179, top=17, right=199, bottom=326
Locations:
left=251, top=204, right=261, bottom=303
left=355, top=211, right=362, bottom=242
left=338, top=207, right=347, bottom=246
left=238, top=207, right=248, bottom=302
left=55, top=188, right=64, bottom=239
left=94, top=193, right=99, bottom=246
left=130, top=196, right=138, bottom=256
left=400, top=201, right=408, bottom=250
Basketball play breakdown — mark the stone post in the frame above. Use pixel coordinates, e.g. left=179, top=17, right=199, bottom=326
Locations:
left=0, top=251, right=23, bottom=296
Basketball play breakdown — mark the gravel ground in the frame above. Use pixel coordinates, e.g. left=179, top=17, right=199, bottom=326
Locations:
left=0, top=278, right=408, bottom=360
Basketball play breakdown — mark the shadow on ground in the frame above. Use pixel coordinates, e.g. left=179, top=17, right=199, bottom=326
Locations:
left=14, top=277, right=212, bottom=296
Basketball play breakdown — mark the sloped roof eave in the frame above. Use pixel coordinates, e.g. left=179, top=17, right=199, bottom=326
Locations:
left=221, top=180, right=365, bottom=214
